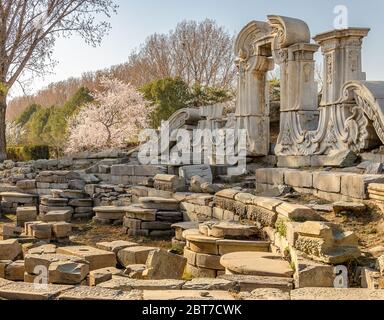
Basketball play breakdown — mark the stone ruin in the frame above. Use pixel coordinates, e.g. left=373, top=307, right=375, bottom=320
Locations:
left=2, top=15, right=384, bottom=300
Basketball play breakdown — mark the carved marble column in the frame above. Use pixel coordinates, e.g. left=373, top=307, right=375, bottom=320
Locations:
left=236, top=54, right=274, bottom=156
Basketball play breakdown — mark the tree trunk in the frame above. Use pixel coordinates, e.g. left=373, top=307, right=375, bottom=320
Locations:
left=0, top=94, right=7, bottom=162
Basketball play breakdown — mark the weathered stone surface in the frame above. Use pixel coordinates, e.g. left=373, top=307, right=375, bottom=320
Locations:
left=196, top=253, right=223, bottom=270
left=182, top=278, right=237, bottom=291
left=313, top=172, right=344, bottom=193
left=5, top=260, right=25, bottom=281
left=186, top=234, right=219, bottom=255
left=0, top=192, right=36, bottom=204
left=333, top=202, right=366, bottom=215
left=143, top=290, right=235, bottom=300
left=16, top=207, right=37, bottom=227
left=215, top=189, right=240, bottom=200
left=185, top=263, right=217, bottom=278
left=220, top=252, right=294, bottom=278
left=179, top=165, right=213, bottom=184
left=123, top=264, right=146, bottom=279
left=139, top=197, right=180, bottom=211
left=204, top=221, right=259, bottom=239
left=93, top=206, right=128, bottom=220
left=219, top=274, right=293, bottom=292
left=58, top=286, right=142, bottom=300
left=284, top=170, right=313, bottom=188
left=276, top=202, right=320, bottom=221
left=124, top=205, right=157, bottom=221
left=41, top=210, right=72, bottom=223
left=242, top=288, right=291, bottom=300
left=341, top=174, right=384, bottom=199
left=89, top=267, right=123, bottom=286
left=0, top=239, right=22, bottom=261
left=141, top=221, right=173, bottom=230
left=49, top=260, right=89, bottom=285
left=291, top=288, right=384, bottom=300
left=0, top=282, right=73, bottom=300
left=96, top=241, right=138, bottom=254
left=255, top=168, right=285, bottom=185
left=144, top=249, right=187, bottom=280
left=361, top=267, right=380, bottom=289
left=217, top=240, right=270, bottom=255
left=40, top=196, right=69, bottom=206
left=56, top=246, right=116, bottom=271
left=117, top=246, right=157, bottom=267
left=172, top=222, right=199, bottom=241
left=98, top=277, right=185, bottom=291
left=68, top=199, right=93, bottom=207
left=52, top=222, right=72, bottom=238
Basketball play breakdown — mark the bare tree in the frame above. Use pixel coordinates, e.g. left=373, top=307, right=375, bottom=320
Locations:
left=0, top=0, right=118, bottom=160
left=126, top=19, right=237, bottom=89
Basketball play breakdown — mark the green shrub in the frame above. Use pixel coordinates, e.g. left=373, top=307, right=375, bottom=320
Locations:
left=7, top=145, right=50, bottom=161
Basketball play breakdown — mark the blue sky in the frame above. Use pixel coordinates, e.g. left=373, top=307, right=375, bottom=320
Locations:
left=19, top=0, right=384, bottom=96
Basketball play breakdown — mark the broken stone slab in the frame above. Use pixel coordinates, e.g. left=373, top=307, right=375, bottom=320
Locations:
left=139, top=197, right=180, bottom=211
left=98, top=277, right=185, bottom=291
left=200, top=183, right=224, bottom=195
left=25, top=243, right=57, bottom=256
left=31, top=223, right=53, bottom=240
left=218, top=274, right=294, bottom=292
left=240, top=288, right=291, bottom=300
left=0, top=260, right=12, bottom=278
left=154, top=174, right=186, bottom=192
left=141, top=221, right=173, bottom=230
left=195, top=252, right=223, bottom=271
left=124, top=205, right=157, bottom=221
left=185, top=234, right=220, bottom=255
left=16, top=207, right=38, bottom=227
left=89, top=267, right=123, bottom=286
left=313, top=150, right=358, bottom=168
left=96, top=241, right=138, bottom=254
left=144, top=249, right=187, bottom=280
left=361, top=267, right=381, bottom=289
left=57, top=190, right=87, bottom=199
left=182, top=278, right=238, bottom=291
left=117, top=246, right=157, bottom=267
left=342, top=174, right=384, bottom=199
left=49, top=260, right=89, bottom=285
left=123, top=264, right=146, bottom=279
left=40, top=210, right=72, bottom=223
left=200, top=221, right=259, bottom=239
left=215, top=189, right=241, bottom=200
left=185, top=263, right=217, bottom=278
left=40, top=196, right=69, bottom=206
left=172, top=222, right=200, bottom=241
left=58, top=286, right=142, bottom=300
left=143, top=290, right=235, bottom=300
left=5, top=260, right=25, bottom=281
left=52, top=222, right=72, bottom=238
left=276, top=202, right=321, bottom=221
left=0, top=282, right=73, bottom=300
left=291, top=288, right=384, bottom=300
left=179, top=165, right=213, bottom=184
left=0, top=239, right=22, bottom=261
left=68, top=199, right=93, bottom=207
left=56, top=246, right=116, bottom=271
left=93, top=206, right=129, bottom=220
left=217, top=240, right=271, bottom=255
left=0, top=224, right=23, bottom=240
left=24, top=253, right=88, bottom=275
left=220, top=252, right=294, bottom=278
left=0, top=192, right=37, bottom=204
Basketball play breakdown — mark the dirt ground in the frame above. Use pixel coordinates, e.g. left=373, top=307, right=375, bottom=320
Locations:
left=282, top=194, right=384, bottom=251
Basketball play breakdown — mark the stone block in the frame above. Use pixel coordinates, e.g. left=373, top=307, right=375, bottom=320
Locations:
left=313, top=171, right=344, bottom=193
left=49, top=260, right=89, bottom=285
left=277, top=156, right=311, bottom=168
left=341, top=174, right=384, bottom=199
left=5, top=260, right=25, bottom=281
left=41, top=210, right=72, bottom=223
left=255, top=168, right=285, bottom=185
left=0, top=282, right=73, bottom=300
left=58, top=286, right=140, bottom=300
left=141, top=221, right=172, bottom=230
left=56, top=246, right=116, bottom=271
left=276, top=202, right=320, bottom=221
left=196, top=253, right=223, bottom=270
left=184, top=248, right=197, bottom=266
left=52, top=222, right=72, bottom=238
left=111, top=165, right=135, bottom=176
left=185, top=263, right=217, bottom=279
left=139, top=197, right=179, bottom=211
left=284, top=170, right=313, bottom=188
left=179, top=165, right=213, bottom=183
left=98, top=277, right=185, bottom=291
left=144, top=249, right=187, bottom=280
left=217, top=240, right=270, bottom=255
left=117, top=246, right=157, bottom=267
left=96, top=241, right=138, bottom=254
left=0, top=239, right=22, bottom=261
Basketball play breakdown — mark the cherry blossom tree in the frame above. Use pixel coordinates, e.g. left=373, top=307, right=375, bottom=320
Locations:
left=66, top=77, right=153, bottom=153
